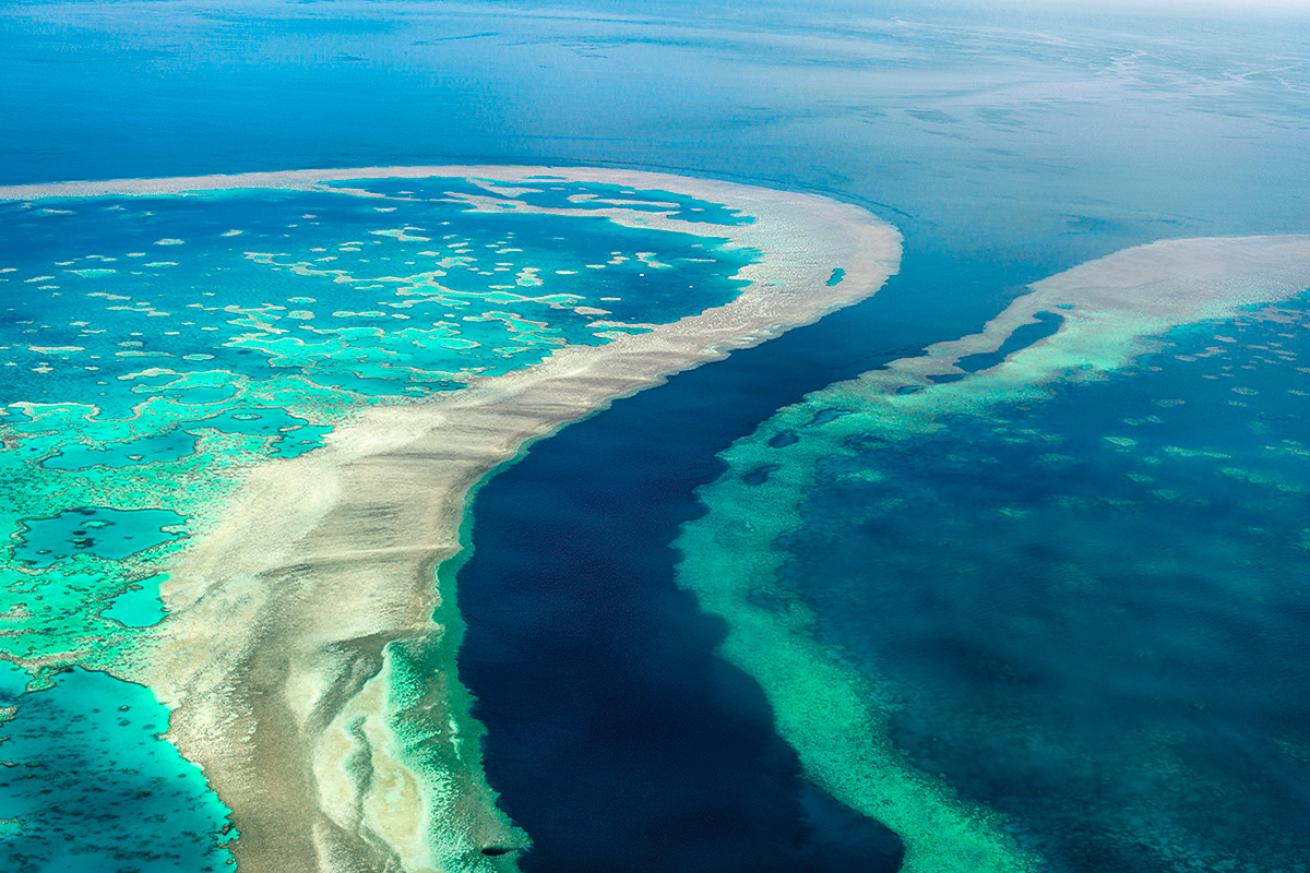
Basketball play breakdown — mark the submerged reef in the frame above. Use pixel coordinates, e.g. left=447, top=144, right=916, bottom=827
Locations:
left=675, top=235, right=1310, bottom=872
left=0, top=167, right=900, bottom=871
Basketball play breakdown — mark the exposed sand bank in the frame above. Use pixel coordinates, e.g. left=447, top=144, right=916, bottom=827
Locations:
left=2, top=167, right=901, bottom=872
left=674, top=234, right=1310, bottom=873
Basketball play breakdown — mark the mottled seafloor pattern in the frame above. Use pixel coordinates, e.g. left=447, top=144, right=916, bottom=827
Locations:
left=677, top=238, right=1310, bottom=873
left=1, top=3, right=1308, bottom=872
left=0, top=173, right=758, bottom=870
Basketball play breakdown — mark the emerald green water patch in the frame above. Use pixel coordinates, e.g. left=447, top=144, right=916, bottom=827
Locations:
left=0, top=668, right=236, bottom=872
left=12, top=507, right=187, bottom=567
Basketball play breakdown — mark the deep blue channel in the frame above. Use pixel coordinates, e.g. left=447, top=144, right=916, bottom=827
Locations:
left=455, top=314, right=896, bottom=871
left=452, top=243, right=1042, bottom=871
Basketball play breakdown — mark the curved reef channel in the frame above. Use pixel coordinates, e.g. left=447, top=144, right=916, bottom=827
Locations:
left=676, top=235, right=1310, bottom=873
left=0, top=167, right=900, bottom=871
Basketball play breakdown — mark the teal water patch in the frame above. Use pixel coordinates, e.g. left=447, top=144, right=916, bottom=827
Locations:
left=784, top=303, right=1310, bottom=870
left=0, top=668, right=236, bottom=872
left=101, top=575, right=167, bottom=628
left=826, top=267, right=845, bottom=286
left=0, top=180, right=756, bottom=417
left=12, top=507, right=187, bottom=568
left=42, top=430, right=201, bottom=470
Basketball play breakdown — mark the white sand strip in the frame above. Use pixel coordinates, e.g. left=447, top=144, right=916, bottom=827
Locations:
left=10, top=166, right=903, bottom=872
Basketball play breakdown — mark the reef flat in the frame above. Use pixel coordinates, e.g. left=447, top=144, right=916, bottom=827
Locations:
left=0, top=167, right=900, bottom=871
left=675, top=235, right=1310, bottom=873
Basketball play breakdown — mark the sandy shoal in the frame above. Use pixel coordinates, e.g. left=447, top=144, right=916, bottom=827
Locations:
left=2, top=166, right=902, bottom=872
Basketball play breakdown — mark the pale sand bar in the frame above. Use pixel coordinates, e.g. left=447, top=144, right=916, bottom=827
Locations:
left=2, top=167, right=902, bottom=872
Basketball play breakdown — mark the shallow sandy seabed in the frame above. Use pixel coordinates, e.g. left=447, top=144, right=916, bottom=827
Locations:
left=3, top=167, right=902, bottom=872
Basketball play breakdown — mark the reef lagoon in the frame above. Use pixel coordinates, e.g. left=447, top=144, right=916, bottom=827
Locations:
left=3, top=2, right=1310, bottom=872
left=0, top=165, right=898, bottom=870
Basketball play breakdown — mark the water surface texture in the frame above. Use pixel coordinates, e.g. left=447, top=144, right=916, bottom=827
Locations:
left=2, top=1, right=1309, bottom=872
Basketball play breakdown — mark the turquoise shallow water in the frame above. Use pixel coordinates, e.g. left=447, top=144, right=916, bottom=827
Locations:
left=0, top=180, right=751, bottom=410
left=99, top=576, right=167, bottom=629
left=2, top=1, right=1309, bottom=870
left=0, top=666, right=236, bottom=873
left=13, top=507, right=187, bottom=567
left=0, top=173, right=759, bottom=868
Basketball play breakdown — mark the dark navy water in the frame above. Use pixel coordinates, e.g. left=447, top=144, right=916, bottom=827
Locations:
left=453, top=237, right=1089, bottom=870
left=454, top=289, right=921, bottom=873
left=2, top=1, right=1309, bottom=869
left=956, top=310, right=1064, bottom=374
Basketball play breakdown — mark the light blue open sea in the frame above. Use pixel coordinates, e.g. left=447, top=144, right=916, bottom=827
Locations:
left=2, top=2, right=1308, bottom=871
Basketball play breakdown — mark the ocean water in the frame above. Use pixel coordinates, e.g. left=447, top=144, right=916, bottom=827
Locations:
left=678, top=291, right=1310, bottom=871
left=2, top=1, right=1309, bottom=871
left=0, top=173, right=760, bottom=868
left=452, top=336, right=909, bottom=872
left=783, top=303, right=1310, bottom=871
